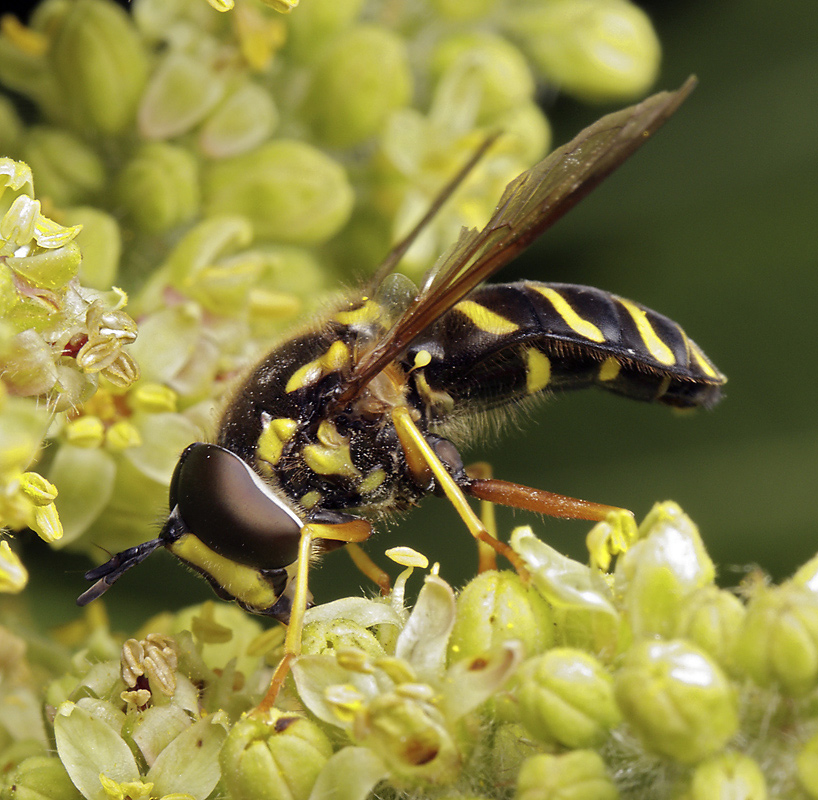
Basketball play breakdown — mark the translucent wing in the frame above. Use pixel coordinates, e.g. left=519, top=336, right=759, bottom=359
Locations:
left=334, top=77, right=697, bottom=408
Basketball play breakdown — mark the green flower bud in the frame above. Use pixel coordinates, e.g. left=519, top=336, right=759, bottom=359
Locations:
left=734, top=583, right=818, bottom=696
left=116, top=143, right=199, bottom=234
left=138, top=52, right=225, bottom=141
left=687, top=752, right=767, bottom=800
left=130, top=383, right=177, bottom=414
left=61, top=207, right=121, bottom=290
left=4, top=755, right=83, bottom=800
left=449, top=570, right=554, bottom=662
left=220, top=710, right=333, bottom=800
left=0, top=741, right=47, bottom=778
left=431, top=32, right=534, bottom=124
left=614, top=639, right=738, bottom=764
left=353, top=693, right=461, bottom=786
left=516, top=648, right=621, bottom=748
left=198, top=81, right=278, bottom=158
left=0, top=16, right=54, bottom=113
left=301, top=619, right=387, bottom=659
left=64, top=417, right=105, bottom=448
left=21, top=127, right=106, bottom=207
left=303, top=25, right=412, bottom=148
left=797, top=731, right=818, bottom=799
left=203, top=140, right=353, bottom=244
left=507, top=0, right=661, bottom=102
left=516, top=751, right=618, bottom=800
left=615, top=502, right=715, bottom=639
left=285, top=0, right=365, bottom=63
left=674, top=586, right=746, bottom=673
left=428, top=0, right=497, bottom=22
left=48, top=0, right=149, bottom=135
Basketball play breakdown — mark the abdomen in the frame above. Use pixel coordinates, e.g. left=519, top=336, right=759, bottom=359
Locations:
left=406, top=281, right=725, bottom=419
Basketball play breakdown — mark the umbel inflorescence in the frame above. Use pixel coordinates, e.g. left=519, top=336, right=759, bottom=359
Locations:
left=4, top=504, right=818, bottom=799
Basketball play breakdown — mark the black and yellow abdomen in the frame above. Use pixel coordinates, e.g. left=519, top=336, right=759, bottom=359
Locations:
left=407, top=281, right=725, bottom=421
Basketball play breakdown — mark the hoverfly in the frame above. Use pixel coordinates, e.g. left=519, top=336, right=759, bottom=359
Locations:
left=79, top=77, right=724, bottom=705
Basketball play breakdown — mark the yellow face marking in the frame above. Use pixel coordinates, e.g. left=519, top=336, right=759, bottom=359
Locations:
left=532, top=286, right=605, bottom=343
left=285, top=340, right=351, bottom=393
left=688, top=339, right=722, bottom=380
left=358, top=467, right=386, bottom=495
left=525, top=348, right=551, bottom=394
left=454, top=300, right=519, bottom=336
left=334, top=299, right=381, bottom=326
left=257, top=417, right=298, bottom=466
left=300, top=491, right=322, bottom=509
left=303, top=420, right=361, bottom=479
left=618, top=298, right=676, bottom=366
left=169, top=534, right=282, bottom=609
left=598, top=356, right=621, bottom=382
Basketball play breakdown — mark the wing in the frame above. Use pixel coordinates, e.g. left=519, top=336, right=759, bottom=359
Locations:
left=333, top=76, right=698, bottom=409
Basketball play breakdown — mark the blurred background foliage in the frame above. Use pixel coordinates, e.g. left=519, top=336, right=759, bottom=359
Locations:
left=4, top=0, right=818, bottom=628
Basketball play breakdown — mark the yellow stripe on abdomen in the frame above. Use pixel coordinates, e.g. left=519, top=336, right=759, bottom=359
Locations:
left=618, top=298, right=676, bottom=366
left=454, top=300, right=519, bottom=336
left=532, top=285, right=606, bottom=343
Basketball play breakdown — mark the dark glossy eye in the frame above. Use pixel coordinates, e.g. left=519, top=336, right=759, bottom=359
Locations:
left=170, top=443, right=303, bottom=569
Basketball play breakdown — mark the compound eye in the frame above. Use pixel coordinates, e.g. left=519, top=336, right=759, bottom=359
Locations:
left=171, top=443, right=302, bottom=569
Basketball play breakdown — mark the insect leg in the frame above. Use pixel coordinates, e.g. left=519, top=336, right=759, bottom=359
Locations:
left=464, top=478, right=628, bottom=521
left=346, top=543, right=391, bottom=595
left=464, top=462, right=499, bottom=573
left=256, top=517, right=372, bottom=713
left=391, top=406, right=528, bottom=576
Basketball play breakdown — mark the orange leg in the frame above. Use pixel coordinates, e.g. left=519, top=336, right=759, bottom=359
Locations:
left=464, top=478, right=627, bottom=521
left=346, top=542, right=391, bottom=595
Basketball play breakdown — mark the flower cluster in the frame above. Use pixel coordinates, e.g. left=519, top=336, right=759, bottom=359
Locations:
left=2, top=505, right=818, bottom=799
left=0, top=0, right=661, bottom=586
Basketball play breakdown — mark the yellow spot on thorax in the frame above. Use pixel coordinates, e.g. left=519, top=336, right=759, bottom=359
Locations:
left=532, top=286, right=605, bottom=343
left=618, top=299, right=676, bottom=366
left=598, top=356, right=621, bottom=382
left=334, top=299, right=381, bottom=326
left=358, top=467, right=386, bottom=495
left=302, top=420, right=361, bottom=479
left=525, top=348, right=551, bottom=394
left=285, top=340, right=350, bottom=393
left=300, top=491, right=322, bottom=509
left=257, top=417, right=297, bottom=466
left=454, top=300, right=519, bottom=335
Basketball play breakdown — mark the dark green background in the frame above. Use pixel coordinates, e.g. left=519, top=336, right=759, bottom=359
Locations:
left=14, top=0, right=818, bottom=625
